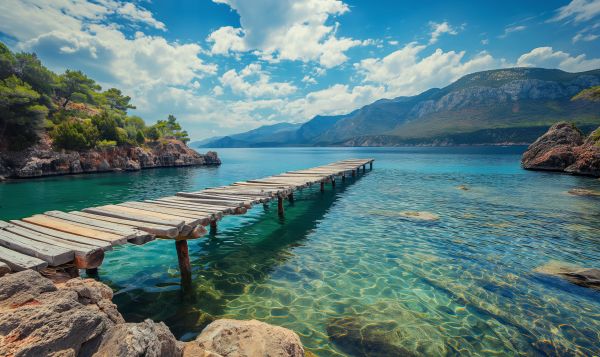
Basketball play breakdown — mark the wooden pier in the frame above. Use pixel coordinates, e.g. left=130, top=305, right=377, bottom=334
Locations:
left=0, top=158, right=374, bottom=283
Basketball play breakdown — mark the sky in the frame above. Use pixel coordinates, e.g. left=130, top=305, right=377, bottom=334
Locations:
left=1, top=0, right=600, bottom=140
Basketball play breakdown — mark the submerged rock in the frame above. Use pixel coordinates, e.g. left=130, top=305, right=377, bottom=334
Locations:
left=567, top=188, right=600, bottom=197
left=535, top=261, right=600, bottom=291
left=326, top=317, right=417, bottom=357
left=521, top=122, right=600, bottom=177
left=456, top=185, right=469, bottom=191
left=370, top=210, right=440, bottom=221
left=189, top=319, right=304, bottom=357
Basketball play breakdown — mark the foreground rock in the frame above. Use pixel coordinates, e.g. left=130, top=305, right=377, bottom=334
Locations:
left=186, top=319, right=304, bottom=357
left=535, top=261, right=600, bottom=291
left=521, top=122, right=600, bottom=177
left=0, top=135, right=220, bottom=179
left=0, top=271, right=306, bottom=357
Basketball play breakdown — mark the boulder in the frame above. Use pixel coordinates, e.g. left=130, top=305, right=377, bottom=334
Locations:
left=522, top=122, right=600, bottom=176
left=191, top=319, right=304, bottom=357
left=535, top=261, right=600, bottom=291
left=92, top=319, right=181, bottom=357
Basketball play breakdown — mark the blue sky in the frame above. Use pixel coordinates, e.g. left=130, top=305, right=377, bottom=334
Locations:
left=1, top=0, right=599, bottom=140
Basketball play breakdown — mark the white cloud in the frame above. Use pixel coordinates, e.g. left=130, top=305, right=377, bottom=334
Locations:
left=114, top=2, right=166, bottom=30
left=219, top=63, right=297, bottom=98
left=302, top=75, right=317, bottom=84
left=573, top=32, right=599, bottom=42
left=213, top=85, right=224, bottom=96
left=428, top=21, right=458, bottom=44
left=551, top=0, right=600, bottom=23
left=516, top=46, right=600, bottom=72
left=499, top=25, right=527, bottom=38
left=355, top=42, right=505, bottom=97
left=481, top=39, right=489, bottom=45
left=388, top=40, right=399, bottom=45
left=207, top=0, right=361, bottom=68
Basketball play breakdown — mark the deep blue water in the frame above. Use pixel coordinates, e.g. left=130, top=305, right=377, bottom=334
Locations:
left=0, top=146, right=599, bottom=356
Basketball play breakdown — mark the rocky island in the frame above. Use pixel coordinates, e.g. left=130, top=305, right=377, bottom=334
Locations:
left=521, top=86, right=600, bottom=177
left=0, top=42, right=218, bottom=180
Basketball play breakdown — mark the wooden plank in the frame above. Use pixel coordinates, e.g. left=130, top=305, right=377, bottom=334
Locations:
left=21, top=215, right=127, bottom=245
left=155, top=197, right=237, bottom=214
left=9, top=220, right=112, bottom=251
left=118, top=202, right=212, bottom=225
left=3, top=225, right=104, bottom=269
left=0, top=220, right=10, bottom=229
left=43, top=211, right=152, bottom=244
left=101, top=204, right=200, bottom=227
left=42, top=212, right=140, bottom=238
left=0, top=246, right=47, bottom=271
left=0, top=230, right=73, bottom=266
left=144, top=200, right=224, bottom=219
left=175, top=193, right=251, bottom=207
left=188, top=192, right=266, bottom=204
left=83, top=206, right=185, bottom=229
left=70, top=212, right=179, bottom=238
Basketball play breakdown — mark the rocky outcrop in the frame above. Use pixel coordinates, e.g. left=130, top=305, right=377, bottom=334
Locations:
left=521, top=122, right=600, bottom=177
left=534, top=261, right=600, bottom=291
left=0, top=135, right=221, bottom=179
left=0, top=271, right=306, bottom=357
left=186, top=319, right=305, bottom=357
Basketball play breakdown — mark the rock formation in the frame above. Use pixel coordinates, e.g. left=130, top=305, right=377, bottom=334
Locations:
left=0, top=271, right=305, bottom=357
left=0, top=135, right=220, bottom=179
left=534, top=261, right=600, bottom=291
left=521, top=122, right=600, bottom=177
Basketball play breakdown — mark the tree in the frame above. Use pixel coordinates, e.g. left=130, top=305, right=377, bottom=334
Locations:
left=135, top=130, right=145, bottom=144
left=51, top=119, right=99, bottom=151
left=14, top=53, right=56, bottom=97
left=103, top=88, right=135, bottom=113
left=0, top=42, right=16, bottom=80
left=0, top=75, right=48, bottom=149
left=56, top=70, right=100, bottom=108
left=91, top=111, right=119, bottom=141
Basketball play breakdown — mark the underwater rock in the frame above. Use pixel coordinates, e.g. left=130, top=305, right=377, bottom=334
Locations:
left=326, top=316, right=417, bottom=357
left=567, top=188, right=600, bottom=197
left=398, top=211, right=439, bottom=221
left=191, top=319, right=304, bottom=357
left=456, top=185, right=469, bottom=190
left=535, top=261, right=600, bottom=291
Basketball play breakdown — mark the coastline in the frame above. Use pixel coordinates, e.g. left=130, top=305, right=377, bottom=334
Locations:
left=0, top=137, right=220, bottom=181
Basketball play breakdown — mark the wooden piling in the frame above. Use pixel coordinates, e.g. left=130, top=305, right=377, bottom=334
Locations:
left=352, top=170, right=356, bottom=178
left=320, top=181, right=325, bottom=192
left=370, top=162, right=373, bottom=170
left=363, top=165, right=366, bottom=173
left=210, top=220, right=217, bottom=234
left=342, top=174, right=346, bottom=182
left=332, top=179, right=336, bottom=188
left=277, top=196, right=284, bottom=216
left=288, top=192, right=294, bottom=203
left=175, top=240, right=192, bottom=290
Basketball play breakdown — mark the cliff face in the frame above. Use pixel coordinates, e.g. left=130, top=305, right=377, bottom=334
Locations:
left=0, top=136, right=220, bottom=179
left=521, top=122, right=600, bottom=177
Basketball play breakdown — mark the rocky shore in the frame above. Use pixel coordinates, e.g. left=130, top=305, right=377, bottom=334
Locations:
left=0, top=136, right=220, bottom=180
left=0, top=270, right=305, bottom=357
left=521, top=122, right=600, bottom=177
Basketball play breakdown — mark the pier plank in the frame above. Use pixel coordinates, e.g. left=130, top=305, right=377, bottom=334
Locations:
left=118, top=202, right=212, bottom=225
left=105, top=204, right=201, bottom=227
left=0, top=261, right=9, bottom=276
left=21, top=215, right=127, bottom=245
left=83, top=206, right=185, bottom=229
left=9, top=220, right=112, bottom=251
left=71, top=212, right=179, bottom=238
left=0, top=246, right=47, bottom=271
left=0, top=230, right=73, bottom=266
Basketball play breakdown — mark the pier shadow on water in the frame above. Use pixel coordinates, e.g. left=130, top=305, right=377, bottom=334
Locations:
left=105, top=178, right=359, bottom=340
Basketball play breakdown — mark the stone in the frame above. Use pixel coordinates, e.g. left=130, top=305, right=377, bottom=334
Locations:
left=535, top=261, right=600, bottom=291
left=326, top=316, right=417, bottom=357
left=182, top=342, right=223, bottom=357
left=92, top=319, right=181, bottom=357
left=398, top=211, right=439, bottom=221
left=192, top=319, right=304, bottom=357
left=522, top=122, right=600, bottom=177
left=567, top=188, right=600, bottom=197
left=0, top=269, right=57, bottom=308
left=456, top=185, right=469, bottom=190
left=0, top=262, right=9, bottom=277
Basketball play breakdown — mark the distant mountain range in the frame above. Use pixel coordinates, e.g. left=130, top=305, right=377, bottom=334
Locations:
left=191, top=68, right=600, bottom=148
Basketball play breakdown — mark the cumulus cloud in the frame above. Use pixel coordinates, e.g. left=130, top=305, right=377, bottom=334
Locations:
left=516, top=46, right=600, bottom=72
left=219, top=63, right=297, bottom=98
left=429, top=21, right=458, bottom=44
left=207, top=0, right=361, bottom=68
left=550, top=0, right=600, bottom=23
left=354, top=42, right=505, bottom=97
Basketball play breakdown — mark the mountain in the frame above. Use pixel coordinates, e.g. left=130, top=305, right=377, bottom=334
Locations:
left=198, top=122, right=302, bottom=148
left=199, top=68, right=600, bottom=147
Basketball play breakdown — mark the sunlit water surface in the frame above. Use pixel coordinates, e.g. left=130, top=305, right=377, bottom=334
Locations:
left=1, top=147, right=599, bottom=356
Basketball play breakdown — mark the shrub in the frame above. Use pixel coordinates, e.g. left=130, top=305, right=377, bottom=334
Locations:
left=135, top=130, right=145, bottom=144
left=96, top=139, right=117, bottom=150
left=51, top=119, right=98, bottom=150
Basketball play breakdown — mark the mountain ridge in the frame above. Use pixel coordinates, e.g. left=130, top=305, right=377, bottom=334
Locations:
left=198, top=67, right=600, bottom=147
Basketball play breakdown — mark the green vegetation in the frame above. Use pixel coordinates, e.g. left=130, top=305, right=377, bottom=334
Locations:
left=0, top=41, right=190, bottom=151
left=572, top=85, right=600, bottom=102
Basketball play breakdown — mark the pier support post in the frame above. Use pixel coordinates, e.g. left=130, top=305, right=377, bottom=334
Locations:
left=342, top=174, right=346, bottom=182
left=288, top=192, right=294, bottom=203
left=85, top=268, right=98, bottom=276
left=352, top=170, right=356, bottom=178
left=363, top=165, right=366, bottom=173
left=175, top=240, right=192, bottom=290
left=332, top=178, right=336, bottom=188
left=370, top=162, right=373, bottom=170
left=278, top=196, right=285, bottom=216
left=210, top=220, right=217, bottom=234
left=320, top=181, right=325, bottom=192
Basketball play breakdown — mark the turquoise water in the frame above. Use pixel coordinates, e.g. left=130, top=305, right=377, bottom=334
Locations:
left=1, top=147, right=599, bottom=356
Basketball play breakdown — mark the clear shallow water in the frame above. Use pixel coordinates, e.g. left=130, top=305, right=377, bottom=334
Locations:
left=1, top=147, right=599, bottom=356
